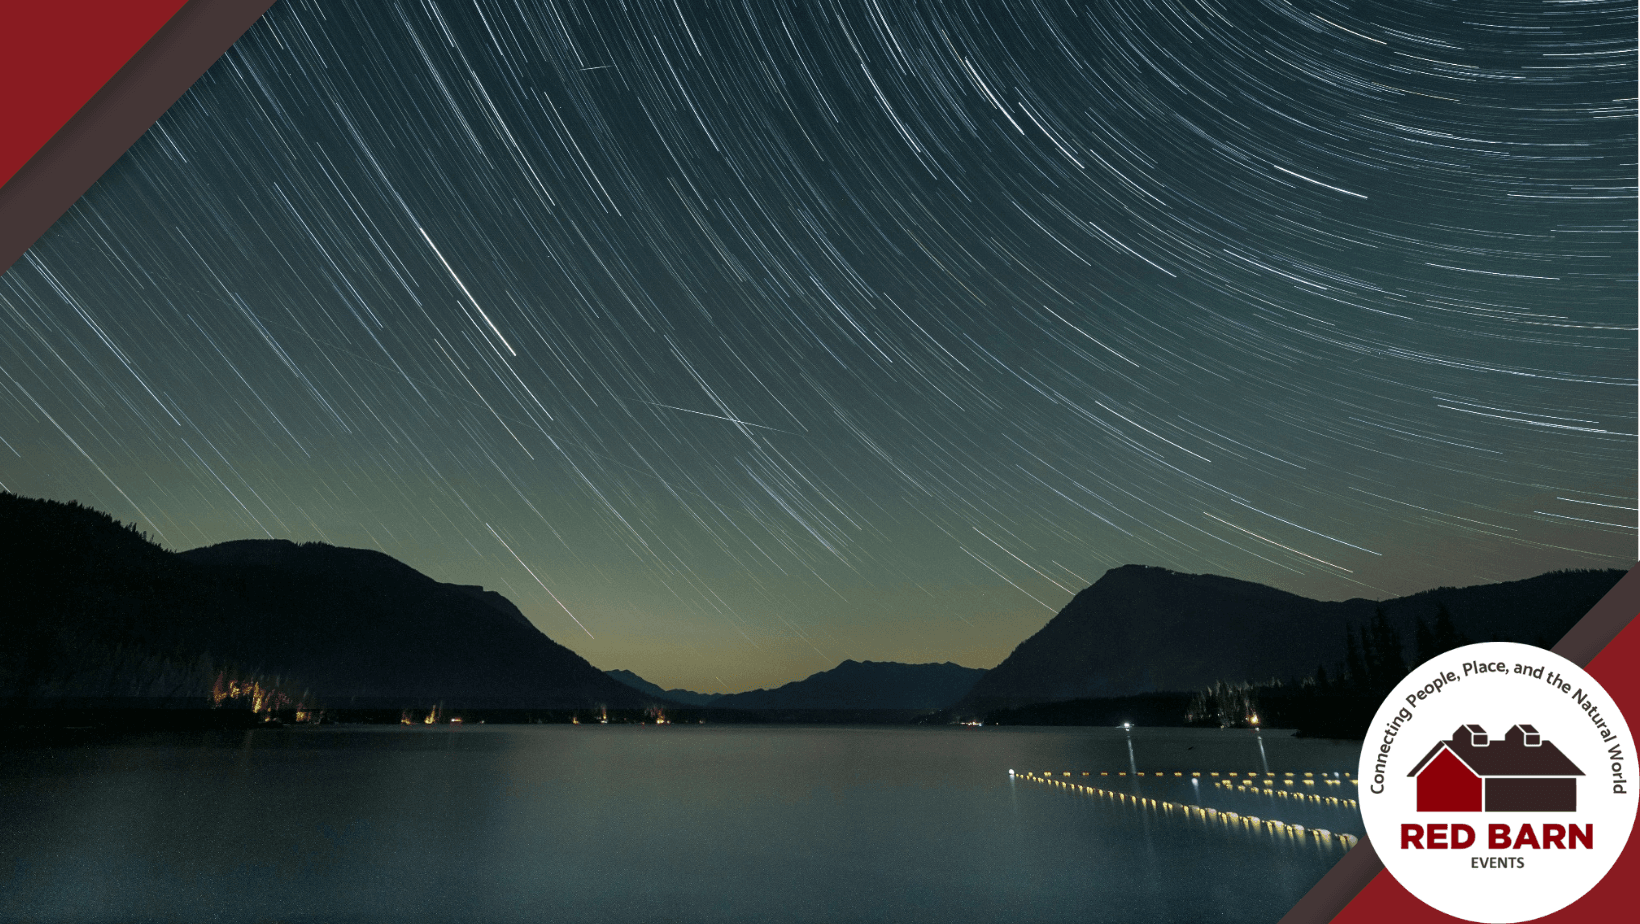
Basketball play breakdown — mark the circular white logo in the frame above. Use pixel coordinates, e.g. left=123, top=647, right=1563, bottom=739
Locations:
left=1357, top=642, right=1635, bottom=922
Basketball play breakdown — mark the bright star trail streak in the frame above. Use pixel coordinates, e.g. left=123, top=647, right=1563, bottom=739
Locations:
left=486, top=521, right=593, bottom=639
left=0, top=0, right=1633, bottom=692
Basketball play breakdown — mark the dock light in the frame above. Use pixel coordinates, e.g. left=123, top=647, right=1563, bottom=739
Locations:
left=1122, top=722, right=1131, bottom=729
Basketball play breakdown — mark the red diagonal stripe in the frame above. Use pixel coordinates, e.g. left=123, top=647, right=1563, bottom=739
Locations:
left=0, top=0, right=275, bottom=276
left=0, top=1, right=189, bottom=188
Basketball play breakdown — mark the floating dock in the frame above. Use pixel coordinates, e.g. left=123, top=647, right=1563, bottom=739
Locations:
left=1012, top=769, right=1360, bottom=850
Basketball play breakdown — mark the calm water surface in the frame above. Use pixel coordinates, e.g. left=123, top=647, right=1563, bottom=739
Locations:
left=1, top=725, right=1362, bottom=923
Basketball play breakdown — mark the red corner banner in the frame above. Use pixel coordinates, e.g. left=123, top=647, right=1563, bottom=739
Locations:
left=0, top=1, right=188, bottom=189
left=1284, top=563, right=1640, bottom=923
left=0, top=0, right=275, bottom=276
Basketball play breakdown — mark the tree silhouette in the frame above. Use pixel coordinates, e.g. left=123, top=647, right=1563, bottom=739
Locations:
left=1364, top=606, right=1406, bottom=692
left=1344, top=625, right=1368, bottom=693
left=1432, top=602, right=1468, bottom=652
left=1414, top=612, right=1438, bottom=667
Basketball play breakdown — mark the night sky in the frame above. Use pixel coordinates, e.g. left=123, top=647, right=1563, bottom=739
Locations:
left=1, top=0, right=1633, bottom=692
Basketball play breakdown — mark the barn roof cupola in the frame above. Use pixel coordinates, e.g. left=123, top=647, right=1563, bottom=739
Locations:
left=1455, top=723, right=1490, bottom=747
left=1507, top=724, right=1542, bottom=747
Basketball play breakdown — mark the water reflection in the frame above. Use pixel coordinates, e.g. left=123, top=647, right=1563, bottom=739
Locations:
left=1, top=726, right=1359, bottom=924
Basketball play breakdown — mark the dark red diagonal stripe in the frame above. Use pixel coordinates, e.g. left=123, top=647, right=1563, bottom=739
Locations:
left=0, top=2, right=187, bottom=188
left=0, top=0, right=275, bottom=276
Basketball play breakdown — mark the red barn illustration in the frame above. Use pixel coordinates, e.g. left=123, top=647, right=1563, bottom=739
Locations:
left=1407, top=724, right=1583, bottom=811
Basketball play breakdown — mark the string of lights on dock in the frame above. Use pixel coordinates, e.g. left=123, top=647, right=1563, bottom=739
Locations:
left=1011, top=769, right=1360, bottom=850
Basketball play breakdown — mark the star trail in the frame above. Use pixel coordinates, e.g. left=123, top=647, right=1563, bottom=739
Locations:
left=1, top=0, right=1633, bottom=691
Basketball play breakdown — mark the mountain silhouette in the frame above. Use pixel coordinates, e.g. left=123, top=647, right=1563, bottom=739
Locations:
left=1, top=493, right=651, bottom=710
left=709, top=659, right=986, bottom=711
left=5, top=494, right=1620, bottom=722
left=605, top=669, right=722, bottom=706
left=952, top=564, right=1624, bottom=715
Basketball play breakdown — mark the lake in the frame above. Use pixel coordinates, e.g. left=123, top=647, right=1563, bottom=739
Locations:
left=0, top=725, right=1363, bottom=923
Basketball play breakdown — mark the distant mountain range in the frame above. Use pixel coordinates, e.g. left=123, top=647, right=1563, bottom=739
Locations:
left=604, top=669, right=723, bottom=706
left=712, top=659, right=986, bottom=710
left=951, top=564, right=1624, bottom=716
left=1, top=493, right=651, bottom=711
left=608, top=660, right=987, bottom=711
left=4, top=493, right=1623, bottom=724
